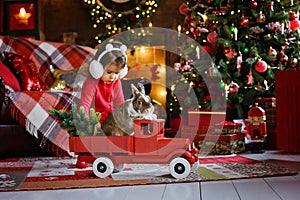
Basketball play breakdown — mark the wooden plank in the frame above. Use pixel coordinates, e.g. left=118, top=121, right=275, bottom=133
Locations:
left=162, top=182, right=200, bottom=200
left=232, top=178, right=281, bottom=200
left=201, top=180, right=240, bottom=200
left=124, top=184, right=165, bottom=200
left=265, top=175, right=300, bottom=200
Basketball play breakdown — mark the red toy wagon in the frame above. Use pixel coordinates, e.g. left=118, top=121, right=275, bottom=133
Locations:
left=69, top=119, right=199, bottom=179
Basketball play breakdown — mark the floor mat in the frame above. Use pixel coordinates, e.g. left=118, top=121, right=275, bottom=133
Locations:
left=0, top=155, right=297, bottom=191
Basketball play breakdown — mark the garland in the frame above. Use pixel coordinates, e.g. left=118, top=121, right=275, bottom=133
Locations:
left=82, top=0, right=160, bottom=44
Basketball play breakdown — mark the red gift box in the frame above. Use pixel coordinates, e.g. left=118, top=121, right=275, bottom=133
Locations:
left=187, top=110, right=226, bottom=135
left=214, top=121, right=242, bottom=135
left=196, top=132, right=245, bottom=155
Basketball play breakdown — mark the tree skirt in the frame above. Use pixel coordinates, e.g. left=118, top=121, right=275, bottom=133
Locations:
left=0, top=155, right=297, bottom=191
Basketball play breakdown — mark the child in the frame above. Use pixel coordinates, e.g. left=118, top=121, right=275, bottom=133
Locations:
left=78, top=41, right=128, bottom=124
left=76, top=41, right=128, bottom=168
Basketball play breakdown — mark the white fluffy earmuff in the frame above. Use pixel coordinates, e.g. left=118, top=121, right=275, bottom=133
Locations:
left=89, top=43, right=128, bottom=79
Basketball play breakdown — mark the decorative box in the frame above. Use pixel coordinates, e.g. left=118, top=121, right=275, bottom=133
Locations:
left=214, top=121, right=242, bottom=135
left=195, top=132, right=245, bottom=155
left=187, top=109, right=226, bottom=135
left=257, top=97, right=276, bottom=127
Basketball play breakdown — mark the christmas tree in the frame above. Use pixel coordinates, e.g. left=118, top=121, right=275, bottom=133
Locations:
left=173, top=0, right=300, bottom=119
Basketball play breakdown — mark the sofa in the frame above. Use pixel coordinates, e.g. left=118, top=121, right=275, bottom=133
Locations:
left=0, top=35, right=153, bottom=158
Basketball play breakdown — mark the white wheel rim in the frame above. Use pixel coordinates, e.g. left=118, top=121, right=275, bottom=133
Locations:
left=92, top=157, right=114, bottom=178
left=169, top=157, right=191, bottom=179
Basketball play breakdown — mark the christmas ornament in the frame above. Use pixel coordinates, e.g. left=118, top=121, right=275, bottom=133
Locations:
left=224, top=47, right=237, bottom=59
left=290, top=57, right=298, bottom=68
left=289, top=19, right=300, bottom=30
left=248, top=103, right=267, bottom=153
left=242, top=47, right=250, bottom=54
left=207, top=31, right=218, bottom=43
left=247, top=68, right=254, bottom=85
left=267, top=48, right=277, bottom=57
left=218, top=81, right=226, bottom=89
left=179, top=3, right=189, bottom=15
left=249, top=0, right=258, bottom=9
left=255, top=60, right=268, bottom=73
left=228, top=82, right=239, bottom=93
left=279, top=53, right=289, bottom=66
left=240, top=11, right=250, bottom=27
left=268, top=1, right=274, bottom=11
left=240, top=17, right=250, bottom=27
left=208, top=66, right=219, bottom=77
left=266, top=48, right=278, bottom=63
left=257, top=11, right=266, bottom=23
left=237, top=52, right=242, bottom=71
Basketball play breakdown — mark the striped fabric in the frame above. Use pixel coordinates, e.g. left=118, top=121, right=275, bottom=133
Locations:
left=9, top=90, right=79, bottom=157
left=0, top=35, right=95, bottom=88
left=0, top=35, right=96, bottom=156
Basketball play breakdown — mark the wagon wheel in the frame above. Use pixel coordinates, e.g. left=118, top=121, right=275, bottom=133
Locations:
left=169, top=157, right=191, bottom=179
left=191, top=160, right=199, bottom=172
left=92, top=157, right=114, bottom=178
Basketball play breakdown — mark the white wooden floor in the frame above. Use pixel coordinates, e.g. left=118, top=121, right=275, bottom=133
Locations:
left=1, top=150, right=299, bottom=200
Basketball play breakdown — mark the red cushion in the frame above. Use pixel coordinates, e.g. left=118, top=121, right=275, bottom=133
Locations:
left=0, top=62, right=21, bottom=91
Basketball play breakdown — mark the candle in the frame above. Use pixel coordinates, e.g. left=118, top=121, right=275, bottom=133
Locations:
left=234, top=27, right=238, bottom=40
left=177, top=25, right=181, bottom=38
left=281, top=23, right=285, bottom=34
left=196, top=46, right=200, bottom=59
left=291, top=0, right=293, bottom=6
left=264, top=80, right=269, bottom=90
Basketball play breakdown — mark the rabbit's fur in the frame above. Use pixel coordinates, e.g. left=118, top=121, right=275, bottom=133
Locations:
left=100, top=83, right=157, bottom=136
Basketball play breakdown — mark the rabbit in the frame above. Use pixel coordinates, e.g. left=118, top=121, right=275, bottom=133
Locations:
left=100, top=83, right=157, bottom=136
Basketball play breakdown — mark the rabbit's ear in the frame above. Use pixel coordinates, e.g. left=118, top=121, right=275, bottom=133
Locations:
left=131, top=83, right=139, bottom=97
left=137, top=83, right=145, bottom=94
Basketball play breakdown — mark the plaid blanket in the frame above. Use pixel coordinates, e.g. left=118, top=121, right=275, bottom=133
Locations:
left=0, top=35, right=95, bottom=88
left=0, top=36, right=96, bottom=157
left=9, top=90, right=79, bottom=157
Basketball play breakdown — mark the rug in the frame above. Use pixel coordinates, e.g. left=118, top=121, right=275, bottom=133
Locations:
left=0, top=155, right=298, bottom=191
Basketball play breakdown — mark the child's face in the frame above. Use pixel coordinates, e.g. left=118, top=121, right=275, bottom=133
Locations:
left=101, top=63, right=122, bottom=84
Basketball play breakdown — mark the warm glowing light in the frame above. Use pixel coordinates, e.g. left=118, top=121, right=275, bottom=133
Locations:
left=14, top=7, right=31, bottom=25
left=160, top=90, right=167, bottom=96
left=140, top=46, right=146, bottom=53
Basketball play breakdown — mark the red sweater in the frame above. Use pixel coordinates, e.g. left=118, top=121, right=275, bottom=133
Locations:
left=78, top=78, right=124, bottom=123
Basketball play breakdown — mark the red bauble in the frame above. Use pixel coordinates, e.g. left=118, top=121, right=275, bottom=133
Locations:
left=207, top=31, right=218, bottom=43
left=255, top=60, right=268, bottom=73
left=179, top=3, right=189, bottom=15
left=290, top=19, right=300, bottom=30
left=280, top=54, right=288, bottom=65
left=240, top=17, right=250, bottom=27
left=250, top=0, right=257, bottom=9
left=267, top=48, right=277, bottom=56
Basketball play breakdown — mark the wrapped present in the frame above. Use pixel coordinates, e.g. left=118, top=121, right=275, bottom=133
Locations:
left=257, top=97, right=276, bottom=127
left=214, top=121, right=242, bottom=135
left=187, top=109, right=226, bottom=134
left=195, top=132, right=245, bottom=155
left=181, top=125, right=214, bottom=140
